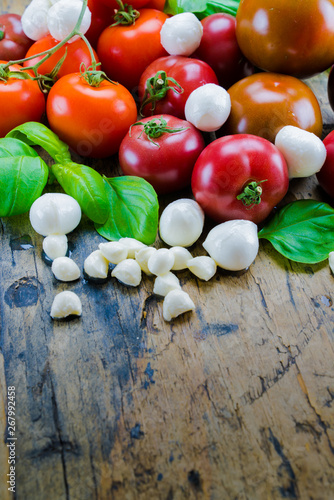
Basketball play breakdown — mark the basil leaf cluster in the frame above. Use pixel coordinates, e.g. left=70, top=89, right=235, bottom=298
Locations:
left=2, top=122, right=159, bottom=244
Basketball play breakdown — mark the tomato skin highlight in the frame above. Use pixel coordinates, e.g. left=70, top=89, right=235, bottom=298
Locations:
left=192, top=13, right=254, bottom=90
left=46, top=73, right=138, bottom=158
left=316, top=131, right=334, bottom=199
left=220, top=72, right=323, bottom=143
left=191, top=134, right=289, bottom=225
left=236, top=0, right=334, bottom=79
left=97, top=9, right=169, bottom=92
left=0, top=13, right=33, bottom=61
left=23, top=35, right=99, bottom=79
left=0, top=62, right=46, bottom=138
left=138, top=55, right=219, bottom=119
left=119, top=114, right=205, bottom=194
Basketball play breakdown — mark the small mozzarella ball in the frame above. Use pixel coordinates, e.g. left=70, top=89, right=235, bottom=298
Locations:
left=147, top=248, right=175, bottom=276
left=159, top=198, right=205, bottom=247
left=163, top=289, right=195, bottom=322
left=98, top=241, right=128, bottom=264
left=47, top=0, right=91, bottom=41
left=160, top=12, right=203, bottom=56
left=43, top=234, right=68, bottom=260
left=50, top=290, right=82, bottom=319
left=21, top=0, right=51, bottom=41
left=111, top=259, right=142, bottom=287
left=185, top=84, right=231, bottom=132
left=153, top=272, right=181, bottom=297
left=29, top=193, right=81, bottom=236
left=135, top=247, right=157, bottom=275
left=84, top=249, right=109, bottom=279
left=187, top=256, right=217, bottom=281
left=329, top=252, right=334, bottom=275
left=203, top=220, right=259, bottom=271
left=170, top=246, right=193, bottom=271
left=51, top=256, right=80, bottom=282
left=275, top=125, right=327, bottom=179
left=118, top=237, right=147, bottom=259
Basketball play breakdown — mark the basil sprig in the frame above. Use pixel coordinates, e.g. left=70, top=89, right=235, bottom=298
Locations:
left=2, top=122, right=159, bottom=243
left=259, top=200, right=334, bottom=264
left=164, top=0, right=240, bottom=18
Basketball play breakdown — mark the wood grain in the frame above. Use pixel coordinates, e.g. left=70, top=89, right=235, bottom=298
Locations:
left=1, top=1, right=334, bottom=499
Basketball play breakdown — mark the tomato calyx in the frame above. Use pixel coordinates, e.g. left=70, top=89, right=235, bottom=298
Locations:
left=130, top=116, right=188, bottom=147
left=111, top=0, right=140, bottom=26
left=236, top=180, right=267, bottom=208
left=0, top=24, right=5, bottom=41
left=80, top=62, right=116, bottom=87
left=0, top=63, right=33, bottom=83
left=140, top=70, right=183, bottom=116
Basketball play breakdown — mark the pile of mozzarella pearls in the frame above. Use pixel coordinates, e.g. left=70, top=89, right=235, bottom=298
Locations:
left=29, top=194, right=260, bottom=322
left=83, top=198, right=260, bottom=322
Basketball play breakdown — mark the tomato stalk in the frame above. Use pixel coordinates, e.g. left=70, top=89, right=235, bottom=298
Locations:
left=112, top=0, right=140, bottom=26
left=130, top=116, right=188, bottom=146
left=0, top=0, right=107, bottom=90
left=140, top=70, right=184, bottom=116
left=0, top=25, right=5, bottom=41
left=236, top=180, right=267, bottom=207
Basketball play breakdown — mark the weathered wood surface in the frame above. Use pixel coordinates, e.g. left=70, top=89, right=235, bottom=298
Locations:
left=1, top=1, right=334, bottom=499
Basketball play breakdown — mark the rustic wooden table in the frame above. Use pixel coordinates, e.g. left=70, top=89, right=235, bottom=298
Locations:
left=1, top=1, right=334, bottom=499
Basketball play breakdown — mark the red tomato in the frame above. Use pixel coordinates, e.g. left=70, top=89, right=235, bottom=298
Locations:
left=119, top=114, right=205, bottom=193
left=99, top=0, right=150, bottom=8
left=0, top=13, right=33, bottom=61
left=46, top=72, right=138, bottom=158
left=86, top=0, right=113, bottom=49
left=144, top=0, right=166, bottom=10
left=316, top=131, right=334, bottom=199
left=236, top=0, right=334, bottom=79
left=23, top=35, right=99, bottom=79
left=191, top=134, right=289, bottom=225
left=192, top=13, right=254, bottom=89
left=0, top=62, right=45, bottom=137
left=220, top=72, right=323, bottom=143
left=97, top=9, right=168, bottom=91
left=138, top=55, right=218, bottom=119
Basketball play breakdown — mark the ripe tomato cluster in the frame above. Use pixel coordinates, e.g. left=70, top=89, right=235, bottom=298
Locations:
left=1, top=0, right=334, bottom=226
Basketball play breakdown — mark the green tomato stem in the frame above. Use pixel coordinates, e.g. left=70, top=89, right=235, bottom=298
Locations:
left=236, top=180, right=267, bottom=207
left=130, top=116, right=188, bottom=147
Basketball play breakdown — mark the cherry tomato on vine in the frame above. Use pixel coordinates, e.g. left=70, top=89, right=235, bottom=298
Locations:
left=192, top=13, right=254, bottom=90
left=138, top=55, right=218, bottom=119
left=0, top=62, right=45, bottom=138
left=46, top=72, right=138, bottom=158
left=191, top=134, right=289, bottom=225
left=97, top=8, right=168, bottom=91
left=220, top=72, right=323, bottom=143
left=119, top=114, right=205, bottom=194
left=0, top=13, right=33, bottom=61
left=236, top=0, right=334, bottom=79
left=85, top=0, right=114, bottom=49
left=23, top=35, right=99, bottom=79
left=316, top=131, right=334, bottom=199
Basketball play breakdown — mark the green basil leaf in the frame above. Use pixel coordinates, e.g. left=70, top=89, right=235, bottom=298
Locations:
left=0, top=156, right=48, bottom=216
left=95, top=176, right=159, bottom=244
left=164, top=0, right=240, bottom=18
left=0, top=137, right=39, bottom=158
left=51, top=162, right=109, bottom=224
left=258, top=200, right=334, bottom=264
left=6, top=122, right=71, bottom=164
